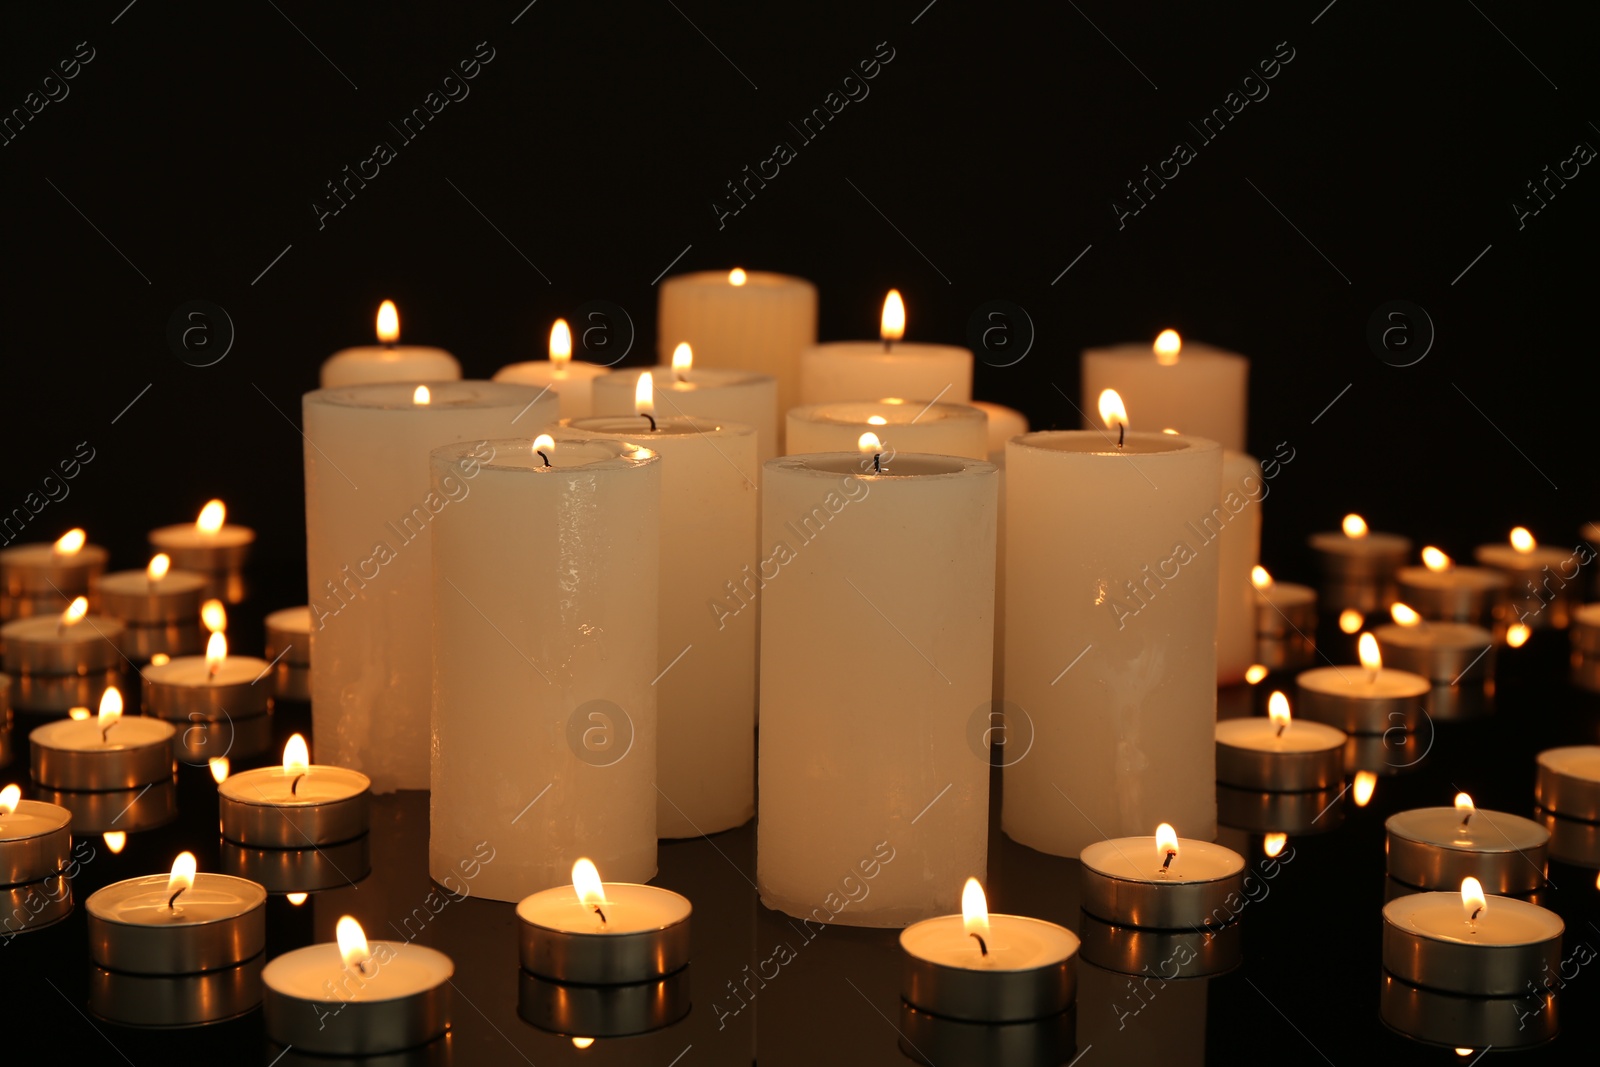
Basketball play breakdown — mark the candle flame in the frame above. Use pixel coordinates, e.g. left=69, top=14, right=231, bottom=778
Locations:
left=572, top=858, right=607, bottom=910
left=672, top=342, right=693, bottom=375
left=337, top=915, right=372, bottom=971
left=1510, top=527, right=1535, bottom=554
left=881, top=290, right=906, bottom=342
left=1155, top=823, right=1179, bottom=862
left=961, top=877, right=991, bottom=946
left=0, top=785, right=19, bottom=816
left=283, top=733, right=310, bottom=773
left=550, top=319, right=572, bottom=367
left=572, top=1037, right=596, bottom=1049
left=1421, top=546, right=1452, bottom=573
left=858, top=432, right=883, bottom=454
left=287, top=892, right=308, bottom=905
left=103, top=831, right=126, bottom=854
left=1245, top=664, right=1268, bottom=685
left=1097, top=389, right=1128, bottom=432
left=147, top=554, right=171, bottom=582
left=167, top=852, right=197, bottom=900
left=533, top=433, right=555, bottom=459
left=1263, top=833, right=1287, bottom=857
left=376, top=300, right=400, bottom=344
left=635, top=371, right=655, bottom=416
left=1460, top=877, right=1486, bottom=921
left=413, top=384, right=431, bottom=406
left=205, top=630, right=228, bottom=676
left=1456, top=1052, right=1474, bottom=1059
left=728, top=267, right=747, bottom=286
left=196, top=499, right=226, bottom=535
left=1153, top=329, right=1182, bottom=366
left=149, top=653, right=170, bottom=666
left=1358, top=633, right=1382, bottom=674
left=1268, top=691, right=1291, bottom=731
left=1353, top=771, right=1377, bottom=807
left=54, top=529, right=86, bottom=555
left=61, top=597, right=89, bottom=628
left=210, top=757, right=230, bottom=784
left=866, top=415, right=888, bottom=426
left=1250, top=565, right=1273, bottom=590
left=69, top=706, right=90, bottom=720
left=1342, top=514, right=1368, bottom=539
left=1338, top=608, right=1364, bottom=634
left=201, top=599, right=226, bottom=633
left=1390, top=603, right=1423, bottom=627
left=1506, top=623, right=1531, bottom=648
left=1455, top=792, right=1475, bottom=820
left=98, top=687, right=123, bottom=735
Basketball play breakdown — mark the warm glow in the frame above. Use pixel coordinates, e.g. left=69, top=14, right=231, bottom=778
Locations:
left=858, top=432, right=883, bottom=454
left=61, top=597, right=89, bottom=628
left=54, top=528, right=86, bottom=555
left=196, top=499, right=226, bottom=535
left=572, top=1037, right=596, bottom=1049
left=167, top=852, right=197, bottom=901
left=413, top=384, right=431, bottom=406
left=283, top=734, right=310, bottom=774
left=1338, top=609, right=1364, bottom=634
left=1251, top=565, right=1273, bottom=590
left=1342, top=514, right=1368, bottom=539
left=961, top=877, right=991, bottom=945
left=68, top=706, right=90, bottom=721
left=1153, top=329, right=1182, bottom=366
left=150, top=653, right=170, bottom=666
left=1456, top=1052, right=1474, bottom=1060
left=201, top=599, right=227, bottom=633
left=572, top=858, right=607, bottom=910
left=1460, top=877, right=1486, bottom=921
left=1455, top=793, right=1475, bottom=819
left=1155, top=823, right=1180, bottom=862
left=98, top=686, right=123, bottom=735
left=205, top=630, right=228, bottom=675
left=1161, top=428, right=1179, bottom=435
left=881, top=290, right=906, bottom=342
left=671, top=342, right=694, bottom=376
left=1263, top=833, right=1287, bottom=858
left=1510, top=527, right=1535, bottom=554
left=1353, top=771, right=1377, bottom=807
left=533, top=434, right=555, bottom=462
left=867, top=415, right=888, bottom=425
left=1421, top=546, right=1452, bottom=572
left=1245, top=664, right=1268, bottom=685
left=550, top=319, right=572, bottom=366
left=1390, top=603, right=1423, bottom=627
left=1358, top=633, right=1382, bottom=673
left=1268, top=691, right=1292, bottom=731
left=287, top=893, right=308, bottom=906
left=728, top=267, right=747, bottom=286
left=1097, top=388, right=1128, bottom=431
left=337, top=916, right=372, bottom=971
left=103, top=831, right=126, bottom=854
left=210, top=757, right=230, bottom=784
left=635, top=371, right=655, bottom=417
left=147, top=554, right=171, bottom=582
left=1507, top=623, right=1531, bottom=648
left=376, top=300, right=400, bottom=344
left=0, top=785, right=19, bottom=816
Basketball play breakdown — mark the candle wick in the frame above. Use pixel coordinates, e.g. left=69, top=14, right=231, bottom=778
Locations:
left=356, top=957, right=376, bottom=978
left=536, top=449, right=551, bottom=468
left=1162, top=850, right=1176, bottom=871
left=1470, top=906, right=1482, bottom=922
left=1461, top=812, right=1472, bottom=828
left=1118, top=422, right=1125, bottom=448
left=883, top=338, right=892, bottom=354
left=593, top=905, right=607, bottom=926
left=168, top=886, right=186, bottom=909
left=1276, top=722, right=1286, bottom=738
left=873, top=453, right=882, bottom=474
left=290, top=772, right=306, bottom=796
left=641, top=413, right=657, bottom=432
left=969, top=932, right=988, bottom=957
left=676, top=372, right=687, bottom=384
left=384, top=341, right=396, bottom=351
left=101, top=721, right=117, bottom=743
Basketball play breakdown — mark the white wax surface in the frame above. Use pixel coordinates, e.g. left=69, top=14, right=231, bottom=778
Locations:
left=1308, top=530, right=1410, bottom=558
left=320, top=345, right=461, bottom=388
left=1387, top=806, right=1547, bottom=852
left=0, top=799, right=71, bottom=841
left=88, top=872, right=266, bottom=926
left=219, top=765, right=370, bottom=806
left=786, top=400, right=987, bottom=460
left=1215, top=717, right=1345, bottom=753
left=1397, top=565, right=1506, bottom=593
left=148, top=525, right=255, bottom=551
left=266, top=606, right=312, bottom=636
left=97, top=569, right=207, bottom=600
left=143, top=654, right=271, bottom=688
left=1475, top=544, right=1570, bottom=572
left=1081, top=837, right=1245, bottom=884
left=971, top=401, right=1028, bottom=458
left=1538, top=746, right=1600, bottom=783
left=592, top=367, right=778, bottom=467
left=900, top=914, right=1078, bottom=970
left=31, top=716, right=174, bottom=754
left=0, top=542, right=108, bottom=569
left=2, top=614, right=120, bottom=653
left=1374, top=622, right=1493, bottom=654
left=1297, top=665, right=1430, bottom=699
left=1217, top=450, right=1262, bottom=685
left=1384, top=891, right=1562, bottom=946
left=800, top=341, right=973, bottom=407
left=263, top=941, right=452, bottom=1000
left=1079, top=342, right=1247, bottom=451
left=1255, top=582, right=1316, bottom=610
left=516, top=882, right=691, bottom=934
left=494, top=360, right=610, bottom=419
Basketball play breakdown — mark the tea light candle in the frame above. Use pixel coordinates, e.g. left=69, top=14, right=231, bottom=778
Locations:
left=1215, top=691, right=1345, bottom=792
left=590, top=348, right=778, bottom=466
left=149, top=500, right=255, bottom=573
left=1475, top=527, right=1578, bottom=629
left=263, top=915, right=453, bottom=1055
left=88, top=957, right=264, bottom=1029
left=1381, top=878, right=1562, bottom=995
left=785, top=399, right=987, bottom=460
left=899, top=878, right=1078, bottom=1022
left=141, top=631, right=271, bottom=722
left=1534, top=746, right=1600, bottom=822
left=1573, top=604, right=1600, bottom=692
left=1372, top=604, right=1495, bottom=684
left=1080, top=330, right=1248, bottom=451
left=1395, top=547, right=1509, bottom=625
left=1251, top=566, right=1317, bottom=671
left=972, top=401, right=1027, bottom=460
left=264, top=606, right=312, bottom=702
left=493, top=318, right=613, bottom=419
left=0, top=785, right=72, bottom=885
left=1386, top=793, right=1549, bottom=894
left=94, top=555, right=206, bottom=625
left=320, top=299, right=461, bottom=388
left=87, top=852, right=266, bottom=973
left=800, top=291, right=974, bottom=406
left=1080, top=825, right=1246, bottom=929
left=219, top=734, right=370, bottom=847
left=30, top=688, right=174, bottom=790
left=517, top=859, right=691, bottom=984
left=0, top=529, right=108, bottom=603
left=1, top=596, right=125, bottom=675
left=1308, top=513, right=1411, bottom=612
left=1296, top=633, right=1429, bottom=733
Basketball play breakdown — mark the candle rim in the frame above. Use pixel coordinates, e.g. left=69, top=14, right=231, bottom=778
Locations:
left=1080, top=836, right=1247, bottom=883
left=1011, top=429, right=1219, bottom=457
left=86, top=871, right=268, bottom=926
left=1214, top=717, right=1346, bottom=750
left=1381, top=891, right=1563, bottom=946
left=218, top=763, right=371, bottom=805
left=307, top=380, right=542, bottom=411
left=668, top=268, right=814, bottom=290
left=601, top=366, right=776, bottom=389
left=0, top=798, right=72, bottom=837
left=431, top=436, right=660, bottom=473
left=95, top=567, right=211, bottom=592
left=788, top=400, right=985, bottom=428
left=516, top=881, right=692, bottom=935
left=768, top=452, right=995, bottom=480
left=1385, top=807, right=1548, bottom=854
left=898, top=912, right=1080, bottom=972
left=562, top=415, right=755, bottom=439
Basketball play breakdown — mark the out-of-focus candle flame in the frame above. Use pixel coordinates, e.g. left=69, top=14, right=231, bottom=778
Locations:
left=1245, top=664, right=1268, bottom=685
left=1097, top=389, right=1128, bottom=432
left=205, top=630, right=227, bottom=677
left=881, top=290, right=906, bottom=342
left=1506, top=623, right=1531, bottom=648
left=413, top=384, right=431, bottom=406
left=147, top=554, right=171, bottom=582
left=1338, top=609, right=1364, bottom=634
left=635, top=372, right=655, bottom=417
left=99, top=687, right=123, bottom=736
left=167, top=852, right=197, bottom=903
left=572, top=1037, right=596, bottom=1049
left=1268, top=691, right=1291, bottom=732
left=728, top=268, right=747, bottom=286
left=1461, top=877, right=1486, bottom=921
left=1390, top=603, right=1423, bottom=627
left=550, top=319, right=572, bottom=367
left=54, top=529, right=86, bottom=555
left=1251, top=566, right=1273, bottom=590
left=572, top=858, right=607, bottom=912
left=1343, top=514, right=1368, bottom=539
left=103, top=831, right=126, bottom=854
left=287, top=892, right=308, bottom=906
left=210, top=757, right=230, bottom=784
left=201, top=599, right=227, bottom=633
left=68, top=706, right=90, bottom=720
left=867, top=415, right=888, bottom=425
left=376, top=300, right=400, bottom=344
left=1353, top=771, right=1377, bottom=807
left=1155, top=823, right=1179, bottom=864
left=0, top=785, right=20, bottom=816
left=858, top=432, right=883, bottom=454
left=283, top=734, right=310, bottom=774
left=1153, top=329, right=1182, bottom=366
left=961, top=877, right=991, bottom=951
left=196, top=500, right=226, bottom=535
left=337, top=915, right=372, bottom=971
left=1456, top=1051, right=1474, bottom=1059
left=1510, top=527, right=1535, bottom=554
left=1421, top=546, right=1451, bottom=572
left=1263, top=833, right=1287, bottom=857
left=149, top=653, right=170, bottom=666
left=533, top=434, right=555, bottom=465
left=1358, top=633, right=1382, bottom=676
left=672, top=342, right=694, bottom=376
left=61, top=597, right=89, bottom=628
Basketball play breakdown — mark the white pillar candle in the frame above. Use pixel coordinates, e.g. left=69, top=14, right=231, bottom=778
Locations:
left=800, top=291, right=973, bottom=406
left=757, top=445, right=997, bottom=926
left=786, top=399, right=987, bottom=460
left=1216, top=451, right=1262, bottom=685
left=493, top=318, right=612, bottom=419
left=86, top=853, right=266, bottom=974
left=303, top=381, right=557, bottom=792
left=148, top=499, right=254, bottom=573
left=657, top=268, right=816, bottom=435
left=29, top=688, right=174, bottom=790
left=1475, top=527, right=1579, bottom=629
left=1080, top=330, right=1247, bottom=451
left=562, top=407, right=758, bottom=837
left=591, top=351, right=777, bottom=468
left=1385, top=794, right=1548, bottom=893
left=430, top=437, right=660, bottom=902
left=971, top=402, right=1028, bottom=461
left=1003, top=425, right=1223, bottom=858
left=320, top=300, right=460, bottom=388
left=1381, top=881, right=1562, bottom=996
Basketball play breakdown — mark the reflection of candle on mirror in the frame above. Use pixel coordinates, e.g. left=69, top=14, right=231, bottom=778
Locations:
left=320, top=299, right=461, bottom=388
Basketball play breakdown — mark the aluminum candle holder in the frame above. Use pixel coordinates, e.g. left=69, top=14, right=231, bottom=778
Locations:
left=1079, top=836, right=1246, bottom=929
left=264, top=606, right=312, bottom=702
left=262, top=940, right=453, bottom=1055
left=1075, top=910, right=1243, bottom=979
left=87, top=872, right=267, bottom=974
left=1379, top=972, right=1557, bottom=1051
left=0, top=798, right=72, bottom=885
left=148, top=524, right=255, bottom=573
left=1571, top=604, right=1600, bottom=692
left=94, top=569, right=206, bottom=625
left=1295, top=667, right=1429, bottom=733
left=1395, top=564, right=1508, bottom=626
left=517, top=883, right=692, bottom=984
left=1307, top=528, right=1410, bottom=612
left=1534, top=746, right=1600, bottom=821
left=1254, top=581, right=1316, bottom=638
left=142, top=656, right=273, bottom=721
left=1216, top=785, right=1344, bottom=835
left=1422, top=681, right=1492, bottom=722
left=1345, top=731, right=1427, bottom=776
left=88, top=956, right=264, bottom=1028
left=1, top=613, right=125, bottom=675
left=1474, top=540, right=1577, bottom=630
left=516, top=968, right=693, bottom=1038
left=1214, top=719, right=1345, bottom=792
left=119, top=622, right=204, bottom=664
left=0, top=541, right=108, bottom=600
left=898, top=1002, right=1076, bottom=1067
left=898, top=915, right=1078, bottom=1022
left=1385, top=807, right=1549, bottom=894
left=1536, top=807, right=1600, bottom=868
left=1381, top=891, right=1562, bottom=996
left=218, top=836, right=370, bottom=894
left=219, top=766, right=370, bottom=848
left=0, top=873, right=73, bottom=935
left=1372, top=622, right=1496, bottom=684
left=40, top=779, right=176, bottom=834
left=10, top=668, right=122, bottom=717
left=30, top=717, right=175, bottom=791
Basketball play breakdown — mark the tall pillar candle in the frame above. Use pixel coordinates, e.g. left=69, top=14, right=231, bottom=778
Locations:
left=430, top=437, right=660, bottom=902
left=320, top=300, right=460, bottom=388
left=1216, top=452, right=1263, bottom=685
left=786, top=400, right=988, bottom=460
left=972, top=402, right=1028, bottom=462
left=757, top=446, right=997, bottom=926
left=493, top=319, right=612, bottom=419
left=561, top=414, right=758, bottom=837
left=302, top=382, right=558, bottom=792
left=657, top=269, right=816, bottom=437
left=799, top=291, right=973, bottom=406
left=1080, top=331, right=1247, bottom=451
left=1003, top=430, right=1224, bottom=857
left=591, top=355, right=777, bottom=469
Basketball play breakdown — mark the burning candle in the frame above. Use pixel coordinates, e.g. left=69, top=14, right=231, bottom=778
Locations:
left=1395, top=546, right=1509, bottom=626
left=1295, top=633, right=1429, bottom=733
left=29, top=688, right=173, bottom=790
left=1385, top=793, right=1549, bottom=894
left=1534, top=746, right=1600, bottom=822
left=800, top=290, right=974, bottom=405
left=219, top=734, right=370, bottom=848
left=1573, top=604, right=1600, bottom=692
left=94, top=554, right=206, bottom=625
left=1372, top=603, right=1496, bottom=685
left=1308, top=513, right=1411, bottom=613
left=785, top=399, right=988, bottom=460
left=148, top=499, right=255, bottom=576
left=1215, top=691, right=1345, bottom=791
left=898, top=877, right=1078, bottom=1022
left=1381, top=877, right=1562, bottom=995
left=591, top=345, right=778, bottom=466
left=1080, top=329, right=1248, bottom=451
left=263, top=915, right=453, bottom=1055
left=1251, top=565, right=1317, bottom=671
left=264, top=605, right=313, bottom=702
left=0, top=784, right=71, bottom=885
left=516, top=858, right=692, bottom=984
left=1, top=595, right=125, bottom=676
left=86, top=851, right=266, bottom=973
left=142, top=630, right=272, bottom=721
left=1474, top=527, right=1578, bottom=629
left=321, top=299, right=461, bottom=388
left=494, top=318, right=614, bottom=419
left=0, top=528, right=108, bottom=617
left=1080, top=824, right=1246, bottom=928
